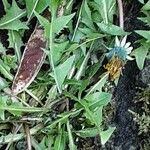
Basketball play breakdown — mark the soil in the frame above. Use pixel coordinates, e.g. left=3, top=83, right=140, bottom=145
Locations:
left=103, top=1, right=150, bottom=150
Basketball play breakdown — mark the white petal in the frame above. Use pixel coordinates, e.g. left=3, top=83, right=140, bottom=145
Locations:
left=126, top=47, right=133, bottom=54
left=124, top=42, right=131, bottom=49
left=126, top=55, right=134, bottom=60
left=121, top=35, right=127, bottom=47
left=115, top=36, right=120, bottom=47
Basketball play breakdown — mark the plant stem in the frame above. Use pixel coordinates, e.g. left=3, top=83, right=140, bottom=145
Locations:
left=117, top=0, right=124, bottom=29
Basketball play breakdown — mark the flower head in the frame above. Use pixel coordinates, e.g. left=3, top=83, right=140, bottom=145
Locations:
left=106, top=36, right=133, bottom=61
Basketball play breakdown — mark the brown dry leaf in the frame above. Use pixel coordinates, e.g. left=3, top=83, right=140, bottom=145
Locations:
left=12, top=27, right=47, bottom=95
left=12, top=3, right=66, bottom=95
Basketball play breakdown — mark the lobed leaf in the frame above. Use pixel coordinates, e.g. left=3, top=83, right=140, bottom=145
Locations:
left=0, top=1, right=28, bottom=30
left=132, top=45, right=149, bottom=70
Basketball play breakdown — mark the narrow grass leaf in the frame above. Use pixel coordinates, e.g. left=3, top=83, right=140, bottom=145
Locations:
left=67, top=121, right=77, bottom=150
left=0, top=96, right=7, bottom=120
left=0, top=105, right=47, bottom=113
left=46, top=109, right=82, bottom=129
left=75, top=127, right=98, bottom=138
left=54, top=127, right=66, bottom=150
left=0, top=59, right=13, bottom=81
left=0, top=124, right=43, bottom=144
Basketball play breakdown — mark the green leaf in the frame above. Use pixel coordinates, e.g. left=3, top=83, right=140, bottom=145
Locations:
left=79, top=27, right=104, bottom=38
left=52, top=55, right=75, bottom=90
left=81, top=0, right=95, bottom=29
left=75, top=127, right=98, bottom=138
left=95, top=0, right=116, bottom=23
left=8, top=30, right=23, bottom=62
left=138, top=0, right=144, bottom=4
left=0, top=124, right=43, bottom=144
left=46, top=109, right=82, bottom=129
left=0, top=42, right=6, bottom=55
left=46, top=85, right=58, bottom=106
left=34, top=11, right=50, bottom=38
left=138, top=17, right=150, bottom=27
left=0, top=77, right=8, bottom=90
left=25, top=0, right=48, bottom=23
left=79, top=100, right=101, bottom=127
left=142, top=0, right=150, bottom=10
left=133, top=45, right=149, bottom=70
left=135, top=30, right=150, bottom=40
left=54, top=127, right=66, bottom=150
left=0, top=96, right=7, bottom=120
left=8, top=102, right=23, bottom=116
left=49, top=0, right=63, bottom=16
left=0, top=105, right=47, bottom=113
left=85, top=92, right=112, bottom=110
left=34, top=12, right=75, bottom=37
left=100, top=127, right=116, bottom=145
left=92, top=107, right=103, bottom=126
left=87, top=73, right=109, bottom=95
left=0, top=1, right=28, bottom=30
left=53, top=41, right=69, bottom=65
left=53, top=13, right=75, bottom=34
left=97, top=23, right=126, bottom=35
left=31, top=137, right=43, bottom=150
left=67, top=121, right=77, bottom=150
left=66, top=43, right=79, bottom=52
left=0, top=59, right=13, bottom=81
left=2, top=0, right=10, bottom=11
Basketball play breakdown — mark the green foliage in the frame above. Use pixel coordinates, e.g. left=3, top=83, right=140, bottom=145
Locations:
left=100, top=127, right=116, bottom=145
left=142, top=0, right=150, bottom=10
left=34, top=11, right=75, bottom=38
left=0, top=56, right=14, bottom=80
left=135, top=30, right=150, bottom=40
left=1, top=0, right=137, bottom=149
left=0, top=1, right=27, bottom=30
left=8, top=30, right=23, bottom=62
left=133, top=3, right=150, bottom=70
left=94, top=0, right=116, bottom=24
left=132, top=44, right=149, bottom=70
left=51, top=55, right=75, bottom=91
left=97, top=23, right=126, bottom=35
left=25, top=0, right=49, bottom=23
left=0, top=42, right=6, bottom=55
